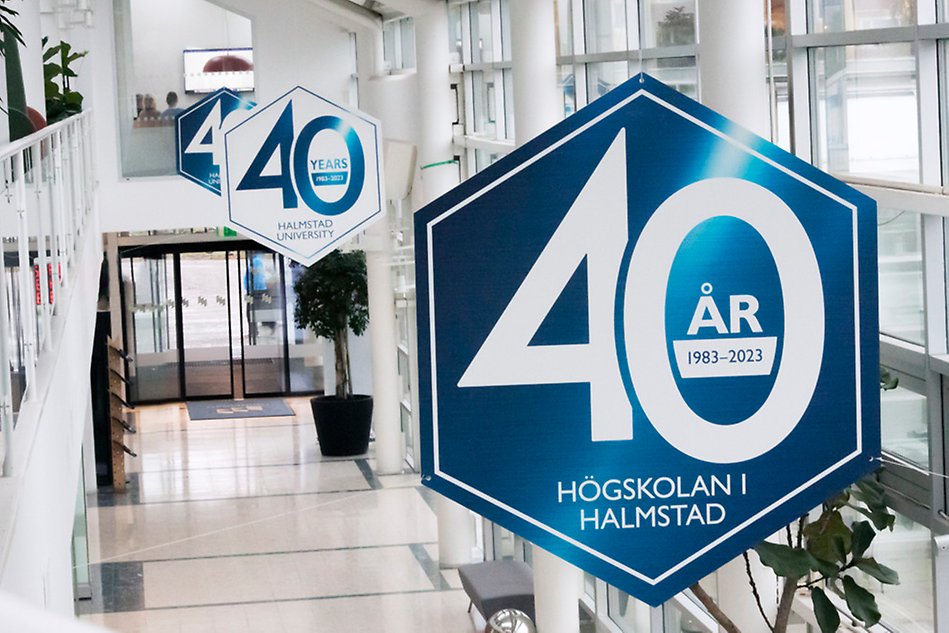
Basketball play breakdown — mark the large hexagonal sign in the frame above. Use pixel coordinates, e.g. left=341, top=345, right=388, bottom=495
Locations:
left=223, top=87, right=383, bottom=265
left=415, top=74, right=880, bottom=605
left=176, top=88, right=255, bottom=195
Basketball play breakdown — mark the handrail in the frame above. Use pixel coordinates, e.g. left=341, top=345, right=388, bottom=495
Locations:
left=0, top=110, right=91, bottom=161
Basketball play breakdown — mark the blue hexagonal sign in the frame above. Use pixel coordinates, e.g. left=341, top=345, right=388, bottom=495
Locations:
left=176, top=88, right=255, bottom=195
left=223, top=87, right=383, bottom=265
left=415, top=74, right=880, bottom=606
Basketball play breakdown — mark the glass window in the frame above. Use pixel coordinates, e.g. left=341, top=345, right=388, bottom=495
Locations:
left=470, top=0, right=494, bottom=64
left=587, top=61, right=629, bottom=102
left=500, top=0, right=512, bottom=61
left=503, top=69, right=516, bottom=140
left=663, top=600, right=712, bottom=632
left=584, top=0, right=627, bottom=53
left=112, top=0, right=255, bottom=178
left=556, top=0, right=574, bottom=57
left=583, top=572, right=596, bottom=600
left=608, top=586, right=651, bottom=632
left=383, top=20, right=398, bottom=70
left=449, top=3, right=464, bottom=64
left=881, top=375, right=928, bottom=466
left=642, top=0, right=697, bottom=48
left=811, top=0, right=917, bottom=32
left=848, top=513, right=933, bottom=631
left=471, top=71, right=497, bottom=136
left=813, top=43, right=920, bottom=183
left=474, top=149, right=502, bottom=172
left=2, top=236, right=26, bottom=418
left=400, top=19, right=416, bottom=69
left=878, top=209, right=924, bottom=344
left=560, top=65, right=578, bottom=117
left=645, top=56, right=697, bottom=98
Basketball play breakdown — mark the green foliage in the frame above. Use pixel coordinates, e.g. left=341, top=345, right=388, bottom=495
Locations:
left=3, top=21, right=29, bottom=140
left=43, top=36, right=87, bottom=123
left=753, top=477, right=899, bottom=632
left=293, top=251, right=369, bottom=398
left=0, top=0, right=23, bottom=51
left=880, top=366, right=899, bottom=390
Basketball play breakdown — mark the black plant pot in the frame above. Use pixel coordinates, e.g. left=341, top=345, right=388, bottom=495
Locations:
left=310, top=394, right=373, bottom=457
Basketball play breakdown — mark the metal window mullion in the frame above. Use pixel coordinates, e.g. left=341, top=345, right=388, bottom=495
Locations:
left=576, top=62, right=589, bottom=108
left=493, top=67, right=506, bottom=141
left=13, top=153, right=36, bottom=393
left=463, top=71, right=477, bottom=136
left=786, top=0, right=813, bottom=162
left=571, top=0, right=585, bottom=55
left=917, top=40, right=940, bottom=188
left=490, top=0, right=503, bottom=62
left=31, top=145, right=51, bottom=352
left=792, top=25, right=919, bottom=47
left=627, top=0, right=639, bottom=52
left=460, top=2, right=473, bottom=65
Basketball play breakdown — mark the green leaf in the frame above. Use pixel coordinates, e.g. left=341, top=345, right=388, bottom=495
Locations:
left=850, top=521, right=875, bottom=559
left=848, top=503, right=896, bottom=532
left=811, top=588, right=840, bottom=633
left=826, top=490, right=850, bottom=510
left=842, top=576, right=882, bottom=627
left=805, top=511, right=852, bottom=564
left=855, top=558, right=900, bottom=585
left=754, top=542, right=816, bottom=578
left=880, top=366, right=899, bottom=390
left=64, top=91, right=82, bottom=105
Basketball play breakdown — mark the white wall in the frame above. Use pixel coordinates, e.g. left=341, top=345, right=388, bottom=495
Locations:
left=0, top=218, right=103, bottom=615
left=89, top=0, right=370, bottom=234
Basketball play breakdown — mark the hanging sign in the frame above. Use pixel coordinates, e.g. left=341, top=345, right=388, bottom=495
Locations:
left=223, top=87, right=383, bottom=265
left=176, top=88, right=255, bottom=195
left=415, top=74, right=880, bottom=606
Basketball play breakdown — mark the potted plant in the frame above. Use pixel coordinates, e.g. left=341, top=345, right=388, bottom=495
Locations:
left=293, top=249, right=372, bottom=456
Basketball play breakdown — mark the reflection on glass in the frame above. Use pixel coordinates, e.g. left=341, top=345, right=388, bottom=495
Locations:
left=3, top=236, right=26, bottom=417
left=608, top=586, right=651, bottom=632
left=472, top=71, right=497, bottom=136
left=123, top=255, right=181, bottom=401
left=470, top=0, right=494, bottom=64
left=881, top=379, right=928, bottom=466
left=583, top=572, right=596, bottom=599
left=500, top=0, right=512, bottom=61
left=587, top=61, right=629, bottom=102
left=642, top=0, right=696, bottom=48
left=849, top=514, right=933, bottom=632
left=663, top=599, right=710, bottom=632
left=878, top=209, right=923, bottom=343
left=240, top=250, right=287, bottom=396
left=812, top=0, right=916, bottom=32
left=556, top=0, right=573, bottom=57
left=645, top=56, right=697, bottom=98
left=285, top=259, right=323, bottom=393
left=560, top=66, right=577, bottom=117
left=585, top=0, right=627, bottom=53
left=400, top=18, right=416, bottom=69
left=503, top=69, right=516, bottom=139
left=474, top=149, right=502, bottom=173
left=813, top=43, right=919, bottom=183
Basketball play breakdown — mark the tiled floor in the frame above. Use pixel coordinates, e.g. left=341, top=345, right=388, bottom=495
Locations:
left=78, top=399, right=474, bottom=632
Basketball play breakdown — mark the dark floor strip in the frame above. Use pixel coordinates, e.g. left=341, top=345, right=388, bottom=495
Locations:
left=76, top=562, right=146, bottom=615
left=136, top=421, right=308, bottom=436
left=408, top=543, right=453, bottom=591
left=114, top=541, right=439, bottom=565
left=91, top=486, right=374, bottom=508
left=118, top=460, right=324, bottom=475
left=355, top=458, right=383, bottom=490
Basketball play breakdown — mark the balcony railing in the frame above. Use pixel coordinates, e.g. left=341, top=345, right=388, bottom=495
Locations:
left=0, top=111, right=95, bottom=475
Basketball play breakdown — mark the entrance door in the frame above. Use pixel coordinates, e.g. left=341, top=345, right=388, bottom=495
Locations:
left=179, top=251, right=233, bottom=399
left=237, top=250, right=288, bottom=396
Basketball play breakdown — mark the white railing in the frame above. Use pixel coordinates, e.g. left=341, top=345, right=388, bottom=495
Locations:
left=0, top=111, right=95, bottom=476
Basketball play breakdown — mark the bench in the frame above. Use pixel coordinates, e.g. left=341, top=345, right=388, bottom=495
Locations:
left=458, top=560, right=535, bottom=623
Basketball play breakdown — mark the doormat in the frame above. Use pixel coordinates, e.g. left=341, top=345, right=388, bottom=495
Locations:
left=186, top=398, right=295, bottom=420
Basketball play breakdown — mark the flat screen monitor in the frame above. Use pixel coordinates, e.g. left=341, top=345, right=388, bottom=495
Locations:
left=183, top=47, right=254, bottom=94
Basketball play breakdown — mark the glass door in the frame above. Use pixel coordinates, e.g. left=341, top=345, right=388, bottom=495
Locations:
left=122, top=254, right=181, bottom=401
left=179, top=252, right=233, bottom=399
left=238, top=250, right=288, bottom=396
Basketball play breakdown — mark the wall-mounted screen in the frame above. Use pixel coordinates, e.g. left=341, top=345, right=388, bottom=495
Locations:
left=183, top=47, right=255, bottom=94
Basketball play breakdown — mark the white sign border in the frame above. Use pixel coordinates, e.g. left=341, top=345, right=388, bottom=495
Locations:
left=426, top=89, right=864, bottom=586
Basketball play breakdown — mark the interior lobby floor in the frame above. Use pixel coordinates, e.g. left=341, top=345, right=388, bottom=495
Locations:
left=78, top=398, right=475, bottom=632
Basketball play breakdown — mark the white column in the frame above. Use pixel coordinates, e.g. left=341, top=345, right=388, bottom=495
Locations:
left=510, top=2, right=579, bottom=631
left=697, top=3, right=777, bottom=630
left=511, top=0, right=561, bottom=142
left=366, top=233, right=403, bottom=475
left=696, top=0, right=770, bottom=137
left=415, top=2, right=475, bottom=568
left=533, top=547, right=581, bottom=633
left=416, top=3, right=459, bottom=202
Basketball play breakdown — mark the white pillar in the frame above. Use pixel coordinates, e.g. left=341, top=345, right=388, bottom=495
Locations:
left=414, top=2, right=475, bottom=568
left=416, top=3, right=459, bottom=201
left=696, top=0, right=770, bottom=137
left=533, top=547, right=581, bottom=633
left=510, top=2, right=579, bottom=631
left=697, top=2, right=777, bottom=630
left=366, top=235, right=403, bottom=475
left=511, top=0, right=561, bottom=142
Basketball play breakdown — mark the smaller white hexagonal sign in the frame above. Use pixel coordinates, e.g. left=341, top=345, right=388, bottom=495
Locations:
left=224, top=87, right=383, bottom=265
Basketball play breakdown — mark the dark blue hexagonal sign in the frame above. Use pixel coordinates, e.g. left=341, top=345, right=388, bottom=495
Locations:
left=176, top=88, right=255, bottom=195
left=224, top=87, right=383, bottom=266
left=415, top=74, right=880, bottom=606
